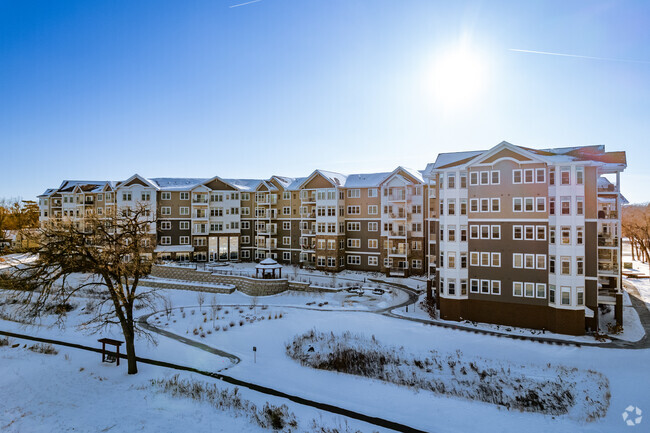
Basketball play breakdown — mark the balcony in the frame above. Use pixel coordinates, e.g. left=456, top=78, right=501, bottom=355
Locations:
left=389, top=230, right=407, bottom=237
left=258, top=228, right=277, bottom=235
left=300, top=194, right=316, bottom=203
left=598, top=210, right=618, bottom=220
left=300, top=211, right=316, bottom=219
left=388, top=193, right=406, bottom=202
left=598, top=261, right=619, bottom=275
left=301, top=229, right=315, bottom=236
left=192, top=198, right=209, bottom=205
left=388, top=246, right=409, bottom=256
left=598, top=235, right=619, bottom=247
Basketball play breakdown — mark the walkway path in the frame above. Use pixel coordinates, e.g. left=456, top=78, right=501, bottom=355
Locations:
left=0, top=329, right=426, bottom=433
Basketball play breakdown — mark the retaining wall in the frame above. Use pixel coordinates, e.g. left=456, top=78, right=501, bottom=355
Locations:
left=150, top=265, right=289, bottom=296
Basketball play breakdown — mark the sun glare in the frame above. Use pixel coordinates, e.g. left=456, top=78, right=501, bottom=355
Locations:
left=429, top=44, right=487, bottom=111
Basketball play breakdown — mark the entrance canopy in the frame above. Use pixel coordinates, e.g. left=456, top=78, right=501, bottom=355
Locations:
left=255, top=258, right=283, bottom=279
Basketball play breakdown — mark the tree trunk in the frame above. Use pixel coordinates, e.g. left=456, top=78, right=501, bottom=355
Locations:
left=125, top=331, right=138, bottom=374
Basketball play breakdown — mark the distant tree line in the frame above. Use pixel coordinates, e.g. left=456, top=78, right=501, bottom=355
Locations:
left=0, top=198, right=40, bottom=241
left=622, top=203, right=650, bottom=263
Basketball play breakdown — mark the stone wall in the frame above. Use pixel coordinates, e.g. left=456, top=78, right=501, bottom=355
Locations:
left=138, top=279, right=235, bottom=294
left=150, top=264, right=290, bottom=296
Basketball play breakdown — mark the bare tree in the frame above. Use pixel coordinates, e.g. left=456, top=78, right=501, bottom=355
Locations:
left=210, top=295, right=219, bottom=327
left=622, top=204, right=650, bottom=263
left=197, top=291, right=205, bottom=312
left=0, top=204, right=156, bottom=374
left=250, top=295, right=258, bottom=313
left=163, top=296, right=173, bottom=320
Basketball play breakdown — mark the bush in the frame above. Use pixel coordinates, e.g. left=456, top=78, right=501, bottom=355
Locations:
left=0, top=337, right=9, bottom=346
left=28, top=343, right=58, bottom=355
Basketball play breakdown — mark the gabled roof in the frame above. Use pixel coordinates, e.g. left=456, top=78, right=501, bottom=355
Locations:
left=38, top=188, right=57, bottom=198
left=224, top=178, right=264, bottom=192
left=286, top=177, right=308, bottom=191
left=430, top=150, right=485, bottom=170
left=200, top=175, right=239, bottom=191
left=57, top=180, right=110, bottom=193
left=297, top=169, right=347, bottom=189
left=149, top=178, right=209, bottom=191
left=380, top=166, right=424, bottom=186
left=270, top=176, right=295, bottom=190
left=343, top=172, right=391, bottom=188
left=117, top=174, right=159, bottom=190
left=255, top=180, right=278, bottom=192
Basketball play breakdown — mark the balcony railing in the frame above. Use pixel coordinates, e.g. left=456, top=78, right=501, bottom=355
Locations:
left=598, top=261, right=619, bottom=274
left=389, top=231, right=407, bottom=237
left=598, top=236, right=619, bottom=247
left=598, top=210, right=618, bottom=220
left=301, top=229, right=315, bottom=235
left=388, top=247, right=409, bottom=255
left=192, top=198, right=209, bottom=204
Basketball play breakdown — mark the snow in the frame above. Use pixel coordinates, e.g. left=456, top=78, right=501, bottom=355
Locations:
left=0, top=253, right=37, bottom=270
left=343, top=172, right=390, bottom=188
left=433, top=150, right=484, bottom=169
left=1, top=266, right=649, bottom=433
left=149, top=178, right=209, bottom=190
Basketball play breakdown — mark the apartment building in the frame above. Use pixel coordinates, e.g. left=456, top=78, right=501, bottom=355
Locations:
left=37, top=141, right=626, bottom=335
left=423, top=141, right=626, bottom=335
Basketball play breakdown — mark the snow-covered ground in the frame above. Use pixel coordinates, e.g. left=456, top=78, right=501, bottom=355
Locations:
left=1, top=282, right=649, bottom=433
left=621, top=242, right=650, bottom=314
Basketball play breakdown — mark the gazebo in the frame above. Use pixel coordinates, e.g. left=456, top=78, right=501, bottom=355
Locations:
left=255, top=258, right=283, bottom=279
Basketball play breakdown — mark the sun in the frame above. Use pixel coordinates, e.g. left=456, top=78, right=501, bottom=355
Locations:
left=429, top=43, right=487, bottom=111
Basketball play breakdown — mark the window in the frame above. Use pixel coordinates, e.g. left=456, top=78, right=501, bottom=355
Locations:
left=368, top=205, right=378, bottom=215
left=368, top=239, right=378, bottom=249
left=549, top=285, right=556, bottom=303
left=460, top=226, right=467, bottom=242
left=178, top=236, right=189, bottom=245
left=491, top=225, right=500, bottom=240
left=549, top=226, right=556, bottom=244
left=524, top=254, right=535, bottom=269
left=549, top=198, right=555, bottom=215
left=561, top=197, right=571, bottom=215
left=524, top=282, right=535, bottom=298
left=577, top=287, right=584, bottom=305
left=524, top=197, right=534, bottom=212
left=536, top=254, right=546, bottom=270
left=549, top=256, right=556, bottom=274
left=447, top=279, right=456, bottom=295
left=122, top=192, right=132, bottom=201
left=525, top=225, right=534, bottom=240
left=513, top=169, right=522, bottom=184
left=460, top=199, right=467, bottom=215
left=161, top=221, right=171, bottom=230
left=513, top=226, right=523, bottom=240
left=179, top=221, right=189, bottom=230
left=347, top=222, right=360, bottom=231
left=347, top=205, right=360, bottom=215
left=536, top=197, right=546, bottom=212
left=412, top=223, right=422, bottom=232
left=513, top=198, right=522, bottom=212
left=448, top=253, right=456, bottom=268
left=480, top=171, right=489, bottom=185
left=524, top=169, right=534, bottom=184
left=470, top=279, right=479, bottom=293
left=328, top=239, right=336, bottom=250
left=491, top=252, right=501, bottom=267
left=180, top=192, right=189, bottom=200
left=513, top=282, right=523, bottom=297
left=576, top=167, right=584, bottom=185
left=180, top=207, right=189, bottom=216
left=470, top=172, right=478, bottom=185
left=448, top=226, right=456, bottom=242
left=161, top=192, right=171, bottom=200
left=513, top=253, right=523, bottom=268
left=576, top=197, right=584, bottom=216
left=491, top=171, right=500, bottom=185
left=491, top=198, right=500, bottom=212
left=460, top=174, right=467, bottom=188
left=561, top=226, right=571, bottom=245
left=576, top=227, right=584, bottom=245
left=561, top=167, right=570, bottom=185
left=161, top=207, right=171, bottom=216
left=460, top=279, right=468, bottom=295
left=536, top=168, right=545, bottom=183
left=481, top=252, right=490, bottom=267
left=368, top=256, right=378, bottom=266
left=480, top=225, right=489, bottom=239
left=368, top=188, right=378, bottom=198
left=470, top=199, right=478, bottom=212
left=577, top=257, right=584, bottom=275
left=447, top=174, right=455, bottom=189
left=368, top=222, right=378, bottom=232
left=536, top=225, right=546, bottom=241
left=561, top=287, right=571, bottom=305
left=160, top=236, right=171, bottom=245
left=480, top=199, right=489, bottom=213
left=241, top=193, right=250, bottom=201
left=141, top=191, right=151, bottom=201
left=536, top=283, right=546, bottom=299
left=448, top=200, right=455, bottom=215
left=347, top=255, right=361, bottom=265
left=491, top=280, right=501, bottom=295
left=549, top=168, right=555, bottom=185
left=478, top=280, right=489, bottom=294
left=460, top=252, right=467, bottom=268
left=470, top=252, right=479, bottom=266
left=561, top=257, right=571, bottom=275
left=242, top=221, right=250, bottom=229
left=347, top=189, right=360, bottom=198
left=470, top=225, right=479, bottom=239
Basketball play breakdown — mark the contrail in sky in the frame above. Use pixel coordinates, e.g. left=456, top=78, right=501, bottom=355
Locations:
left=230, top=0, right=263, bottom=8
left=509, top=48, right=650, bottom=65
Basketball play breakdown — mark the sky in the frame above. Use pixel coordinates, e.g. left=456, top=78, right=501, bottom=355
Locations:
left=1, top=0, right=649, bottom=203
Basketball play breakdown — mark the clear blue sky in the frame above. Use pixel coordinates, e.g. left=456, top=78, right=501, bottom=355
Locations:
left=1, top=0, right=649, bottom=202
